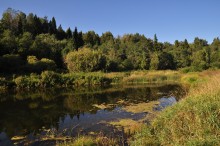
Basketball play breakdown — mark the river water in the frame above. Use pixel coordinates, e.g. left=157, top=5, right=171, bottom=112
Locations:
left=0, top=83, right=186, bottom=145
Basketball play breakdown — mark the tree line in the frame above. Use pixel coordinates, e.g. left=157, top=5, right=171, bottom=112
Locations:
left=0, top=8, right=220, bottom=74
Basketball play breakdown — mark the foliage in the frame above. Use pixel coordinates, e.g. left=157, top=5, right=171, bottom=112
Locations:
left=66, top=48, right=106, bottom=72
left=40, top=71, right=62, bottom=87
left=14, top=74, right=40, bottom=89
left=0, top=8, right=220, bottom=75
left=26, top=56, right=56, bottom=73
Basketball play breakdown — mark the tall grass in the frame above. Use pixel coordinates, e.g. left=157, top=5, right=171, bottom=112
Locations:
left=105, top=70, right=181, bottom=84
left=0, top=70, right=212, bottom=90
left=131, top=73, right=220, bottom=145
left=56, top=135, right=117, bottom=146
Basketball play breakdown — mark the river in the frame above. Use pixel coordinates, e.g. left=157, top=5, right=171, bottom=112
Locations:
left=0, top=83, right=186, bottom=145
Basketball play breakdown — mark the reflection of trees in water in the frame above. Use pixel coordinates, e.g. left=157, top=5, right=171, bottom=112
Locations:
left=0, top=84, right=185, bottom=138
left=0, top=98, right=63, bottom=137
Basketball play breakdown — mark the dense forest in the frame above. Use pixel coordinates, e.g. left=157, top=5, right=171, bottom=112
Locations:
left=0, top=8, right=220, bottom=74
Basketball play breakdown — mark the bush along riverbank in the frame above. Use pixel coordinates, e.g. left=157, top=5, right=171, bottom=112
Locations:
left=11, top=71, right=111, bottom=89
left=0, top=70, right=209, bottom=91
left=130, top=72, right=220, bottom=145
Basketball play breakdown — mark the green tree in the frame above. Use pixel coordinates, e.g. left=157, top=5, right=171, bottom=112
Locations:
left=210, top=38, right=220, bottom=68
left=26, top=13, right=35, bottom=35
left=1, top=8, right=19, bottom=33
left=41, top=17, right=49, bottom=33
left=18, top=32, right=33, bottom=58
left=0, top=30, right=17, bottom=55
left=56, top=25, right=66, bottom=40
left=66, top=27, right=72, bottom=39
left=100, top=32, right=114, bottom=44
left=191, top=50, right=208, bottom=71
left=150, top=52, right=175, bottom=70
left=30, top=34, right=63, bottom=67
left=33, top=15, right=42, bottom=35
left=62, top=39, right=75, bottom=57
left=150, top=53, right=159, bottom=70
left=66, top=48, right=106, bottom=72
left=78, top=31, right=84, bottom=48
left=26, top=56, right=56, bottom=73
left=49, top=17, right=57, bottom=35
left=83, top=31, right=100, bottom=48
left=17, top=16, right=23, bottom=35
left=73, top=27, right=79, bottom=50
left=193, top=37, right=208, bottom=51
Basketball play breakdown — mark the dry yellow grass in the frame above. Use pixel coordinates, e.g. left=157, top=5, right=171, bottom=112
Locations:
left=131, top=72, right=220, bottom=146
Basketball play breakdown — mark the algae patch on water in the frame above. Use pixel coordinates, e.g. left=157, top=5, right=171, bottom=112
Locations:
left=123, top=101, right=159, bottom=114
left=92, top=103, right=116, bottom=109
left=109, top=119, right=144, bottom=134
left=108, top=101, right=160, bottom=134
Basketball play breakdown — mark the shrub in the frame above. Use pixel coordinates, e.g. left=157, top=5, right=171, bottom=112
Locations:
left=26, top=56, right=57, bottom=73
left=0, top=77, right=14, bottom=89
left=27, top=56, right=38, bottom=64
left=40, top=71, right=62, bottom=87
left=14, top=75, right=40, bottom=89
left=62, top=72, right=112, bottom=87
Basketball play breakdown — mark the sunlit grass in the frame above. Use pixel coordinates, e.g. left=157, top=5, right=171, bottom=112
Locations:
left=56, top=135, right=117, bottom=146
left=0, top=69, right=214, bottom=91
left=131, top=72, right=220, bottom=145
left=56, top=136, right=95, bottom=146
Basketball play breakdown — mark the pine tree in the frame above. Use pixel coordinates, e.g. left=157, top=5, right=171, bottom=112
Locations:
left=73, top=27, right=79, bottom=50
left=57, top=25, right=66, bottom=40
left=66, top=27, right=72, bottom=39
left=49, top=17, right=57, bottom=35
left=153, top=34, right=160, bottom=51
left=33, top=15, right=42, bottom=35
left=78, top=31, right=84, bottom=48
left=183, top=39, right=189, bottom=48
left=17, top=16, right=23, bottom=35
left=42, top=17, right=49, bottom=33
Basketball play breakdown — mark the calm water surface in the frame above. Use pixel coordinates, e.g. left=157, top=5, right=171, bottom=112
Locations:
left=0, top=84, right=186, bottom=145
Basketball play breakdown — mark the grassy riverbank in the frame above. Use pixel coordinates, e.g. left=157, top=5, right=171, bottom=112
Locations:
left=54, top=70, right=219, bottom=146
left=0, top=69, right=211, bottom=91
left=131, top=71, right=220, bottom=145
left=6, top=70, right=219, bottom=146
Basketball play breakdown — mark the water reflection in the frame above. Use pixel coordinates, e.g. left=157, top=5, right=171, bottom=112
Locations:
left=0, top=84, right=186, bottom=144
left=0, top=132, right=13, bottom=146
left=155, top=96, right=177, bottom=111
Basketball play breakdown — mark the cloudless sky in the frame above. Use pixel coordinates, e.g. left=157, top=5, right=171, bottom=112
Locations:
left=1, top=0, right=220, bottom=43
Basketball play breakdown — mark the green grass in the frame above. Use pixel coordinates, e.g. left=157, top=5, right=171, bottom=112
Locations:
left=0, top=69, right=215, bottom=91
left=56, top=135, right=117, bottom=146
left=130, top=73, right=220, bottom=146
left=57, top=136, right=95, bottom=146
left=105, top=70, right=181, bottom=84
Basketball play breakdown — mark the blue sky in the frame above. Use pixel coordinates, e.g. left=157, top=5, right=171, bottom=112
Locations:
left=0, top=0, right=220, bottom=43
